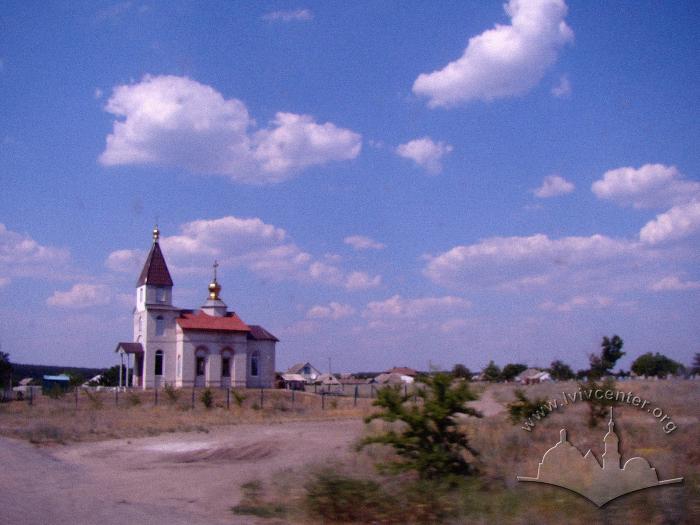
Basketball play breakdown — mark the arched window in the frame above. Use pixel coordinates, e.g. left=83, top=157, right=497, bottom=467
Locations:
left=155, top=350, right=164, bottom=376
left=156, top=286, right=166, bottom=303
left=177, top=354, right=182, bottom=377
left=139, top=315, right=143, bottom=333
left=195, top=347, right=208, bottom=376
left=155, top=315, right=165, bottom=336
left=221, top=348, right=232, bottom=378
left=250, top=351, right=259, bottom=377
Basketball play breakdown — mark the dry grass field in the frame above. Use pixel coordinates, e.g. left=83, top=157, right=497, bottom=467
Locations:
left=1, top=379, right=698, bottom=524
left=0, top=387, right=374, bottom=444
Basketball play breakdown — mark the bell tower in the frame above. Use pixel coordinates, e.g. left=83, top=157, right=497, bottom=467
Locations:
left=135, top=226, right=174, bottom=312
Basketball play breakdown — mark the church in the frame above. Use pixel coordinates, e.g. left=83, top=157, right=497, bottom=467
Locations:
left=115, top=227, right=278, bottom=390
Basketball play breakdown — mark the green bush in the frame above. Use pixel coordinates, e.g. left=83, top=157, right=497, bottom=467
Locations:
left=305, top=471, right=394, bottom=522
left=303, top=471, right=459, bottom=524
left=162, top=383, right=180, bottom=404
left=358, top=372, right=482, bottom=479
left=231, top=389, right=247, bottom=407
left=200, top=388, right=214, bottom=409
left=507, top=389, right=547, bottom=424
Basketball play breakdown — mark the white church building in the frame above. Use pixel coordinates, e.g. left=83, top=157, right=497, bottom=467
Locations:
left=115, top=227, right=278, bottom=389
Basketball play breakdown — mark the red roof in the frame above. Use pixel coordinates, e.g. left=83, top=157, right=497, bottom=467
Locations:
left=247, top=325, right=279, bottom=342
left=137, top=241, right=173, bottom=287
left=176, top=311, right=250, bottom=332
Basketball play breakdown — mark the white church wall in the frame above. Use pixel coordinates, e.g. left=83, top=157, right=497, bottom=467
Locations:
left=246, top=340, right=275, bottom=388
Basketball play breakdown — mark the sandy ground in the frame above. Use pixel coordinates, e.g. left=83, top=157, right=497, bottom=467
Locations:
left=0, top=394, right=505, bottom=525
left=0, top=419, right=364, bottom=525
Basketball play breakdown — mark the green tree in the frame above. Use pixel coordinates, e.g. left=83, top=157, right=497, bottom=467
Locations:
left=631, top=352, right=681, bottom=378
left=481, top=360, right=501, bottom=382
left=691, top=353, right=700, bottom=375
left=549, top=360, right=575, bottom=381
left=589, top=335, right=624, bottom=379
left=358, top=372, right=482, bottom=479
left=98, top=365, right=126, bottom=387
left=451, top=363, right=471, bottom=380
left=580, top=377, right=617, bottom=428
left=0, top=351, right=12, bottom=390
left=501, top=363, right=527, bottom=382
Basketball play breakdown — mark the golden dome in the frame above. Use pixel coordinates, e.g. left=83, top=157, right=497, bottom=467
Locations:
left=208, top=260, right=221, bottom=299
left=208, top=279, right=221, bottom=300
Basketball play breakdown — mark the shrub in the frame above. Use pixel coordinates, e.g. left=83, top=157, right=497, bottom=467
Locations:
left=305, top=470, right=394, bottom=522
left=200, top=388, right=214, bottom=409
left=231, top=480, right=288, bottom=519
left=507, top=389, right=547, bottom=424
left=358, top=372, right=482, bottom=479
left=580, top=377, right=617, bottom=428
left=304, top=470, right=459, bottom=524
left=162, top=383, right=180, bottom=404
left=231, top=389, right=247, bottom=407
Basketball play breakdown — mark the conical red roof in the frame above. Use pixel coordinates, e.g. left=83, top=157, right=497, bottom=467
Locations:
left=136, top=242, right=173, bottom=287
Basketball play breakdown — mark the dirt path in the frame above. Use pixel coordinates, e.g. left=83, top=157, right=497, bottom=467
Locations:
left=0, top=419, right=364, bottom=525
left=0, top=391, right=505, bottom=525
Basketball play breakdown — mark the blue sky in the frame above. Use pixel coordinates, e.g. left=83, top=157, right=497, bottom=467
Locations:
left=1, top=1, right=698, bottom=373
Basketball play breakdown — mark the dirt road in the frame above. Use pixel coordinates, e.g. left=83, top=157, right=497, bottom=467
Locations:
left=0, top=419, right=364, bottom=525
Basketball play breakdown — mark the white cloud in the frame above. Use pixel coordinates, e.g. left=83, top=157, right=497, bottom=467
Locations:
left=650, top=276, right=700, bottom=292
left=344, top=271, right=381, bottom=290
left=424, top=234, right=633, bottom=284
left=262, top=8, right=313, bottom=22
left=534, top=174, right=574, bottom=197
left=105, top=249, right=144, bottom=272
left=47, top=284, right=112, bottom=308
left=109, top=215, right=380, bottom=291
left=307, top=302, right=355, bottom=320
left=396, top=137, right=453, bottom=174
left=0, top=223, right=70, bottom=278
left=539, top=295, right=613, bottom=312
left=253, top=113, right=361, bottom=175
left=363, top=294, right=470, bottom=320
left=344, top=235, right=385, bottom=251
left=423, top=233, right=647, bottom=296
left=639, top=201, right=700, bottom=245
left=99, top=75, right=361, bottom=184
left=413, top=0, right=573, bottom=108
left=592, top=164, right=700, bottom=209
left=550, top=74, right=571, bottom=97
left=439, top=318, right=470, bottom=333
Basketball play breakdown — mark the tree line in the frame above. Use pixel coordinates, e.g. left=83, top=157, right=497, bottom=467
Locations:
left=452, top=336, right=696, bottom=382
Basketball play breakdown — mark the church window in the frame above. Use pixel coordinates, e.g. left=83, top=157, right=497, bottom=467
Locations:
left=139, top=315, right=143, bottom=333
left=155, top=350, right=163, bottom=376
left=251, top=352, right=259, bottom=377
left=156, top=287, right=166, bottom=303
left=177, top=355, right=182, bottom=377
left=222, top=357, right=231, bottom=377
left=155, top=315, right=165, bottom=336
left=139, top=288, right=144, bottom=303
left=196, top=356, right=205, bottom=376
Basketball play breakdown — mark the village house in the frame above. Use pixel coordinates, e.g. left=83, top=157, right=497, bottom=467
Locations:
left=286, top=362, right=322, bottom=384
left=114, top=227, right=278, bottom=390
left=515, top=368, right=552, bottom=385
